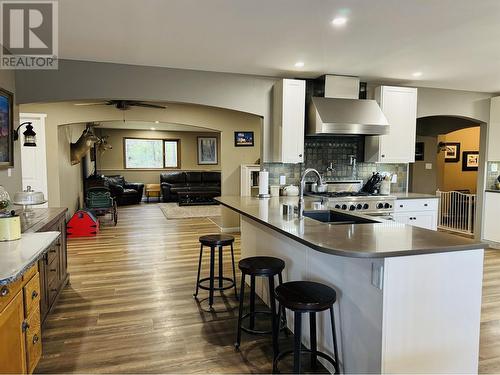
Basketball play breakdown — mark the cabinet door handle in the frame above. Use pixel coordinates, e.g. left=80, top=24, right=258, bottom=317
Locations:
left=31, top=290, right=38, bottom=299
left=32, top=334, right=39, bottom=344
left=0, top=287, right=9, bottom=297
left=50, top=268, right=56, bottom=272
left=424, top=203, right=428, bottom=207
left=381, top=154, right=385, bottom=158
left=299, top=154, right=303, bottom=158
left=22, top=321, right=30, bottom=332
left=49, top=249, right=56, bottom=253
left=50, top=288, right=57, bottom=292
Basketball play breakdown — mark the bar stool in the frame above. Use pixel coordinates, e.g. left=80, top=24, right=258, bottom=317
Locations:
left=234, top=256, right=287, bottom=351
left=273, top=281, right=340, bottom=374
left=193, top=234, right=238, bottom=308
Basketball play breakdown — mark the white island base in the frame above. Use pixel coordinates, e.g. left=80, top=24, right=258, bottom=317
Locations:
left=240, top=216, right=484, bottom=374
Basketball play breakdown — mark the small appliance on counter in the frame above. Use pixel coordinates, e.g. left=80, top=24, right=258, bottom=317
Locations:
left=0, top=186, right=21, bottom=241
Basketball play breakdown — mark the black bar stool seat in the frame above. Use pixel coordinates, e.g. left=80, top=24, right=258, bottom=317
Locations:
left=273, top=281, right=340, bottom=374
left=199, top=234, right=235, bottom=247
left=194, top=234, right=238, bottom=309
left=235, top=256, right=287, bottom=350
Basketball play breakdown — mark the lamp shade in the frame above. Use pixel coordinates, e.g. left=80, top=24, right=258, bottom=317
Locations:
left=22, top=124, right=36, bottom=147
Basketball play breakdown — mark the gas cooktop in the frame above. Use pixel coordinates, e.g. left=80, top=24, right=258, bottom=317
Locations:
left=307, top=191, right=396, bottom=214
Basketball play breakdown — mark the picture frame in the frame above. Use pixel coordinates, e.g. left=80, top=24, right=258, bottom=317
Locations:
left=462, top=151, right=479, bottom=171
left=197, top=136, right=218, bottom=165
left=234, top=131, right=254, bottom=147
left=0, top=88, right=14, bottom=168
left=415, top=142, right=425, bottom=161
left=444, top=142, right=460, bottom=163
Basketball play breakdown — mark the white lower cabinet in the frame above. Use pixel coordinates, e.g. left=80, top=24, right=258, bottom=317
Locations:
left=393, top=198, right=438, bottom=230
left=483, top=192, right=500, bottom=244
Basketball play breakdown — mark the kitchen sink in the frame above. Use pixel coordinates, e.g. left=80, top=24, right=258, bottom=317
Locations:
left=303, top=210, right=377, bottom=225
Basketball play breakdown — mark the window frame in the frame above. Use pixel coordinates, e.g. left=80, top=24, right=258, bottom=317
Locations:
left=123, top=137, right=181, bottom=170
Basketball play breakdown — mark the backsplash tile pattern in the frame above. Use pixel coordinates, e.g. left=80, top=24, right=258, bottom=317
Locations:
left=486, top=162, right=500, bottom=190
left=264, top=136, right=408, bottom=193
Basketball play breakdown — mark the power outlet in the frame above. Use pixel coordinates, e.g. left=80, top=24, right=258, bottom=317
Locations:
left=7, top=168, right=12, bottom=177
left=425, top=163, right=433, bottom=170
left=491, top=163, right=498, bottom=173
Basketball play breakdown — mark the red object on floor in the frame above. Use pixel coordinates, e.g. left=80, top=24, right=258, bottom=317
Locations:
left=67, top=210, right=99, bottom=237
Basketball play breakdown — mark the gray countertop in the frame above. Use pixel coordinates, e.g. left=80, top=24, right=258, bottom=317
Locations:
left=217, top=196, right=486, bottom=258
left=393, top=192, right=439, bottom=199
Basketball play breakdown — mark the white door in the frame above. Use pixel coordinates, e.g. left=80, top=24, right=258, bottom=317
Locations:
left=20, top=113, right=48, bottom=207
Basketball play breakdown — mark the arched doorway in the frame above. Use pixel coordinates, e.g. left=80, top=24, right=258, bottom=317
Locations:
left=409, top=115, right=486, bottom=236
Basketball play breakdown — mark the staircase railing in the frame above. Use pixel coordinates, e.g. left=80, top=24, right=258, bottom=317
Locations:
left=436, top=190, right=476, bottom=235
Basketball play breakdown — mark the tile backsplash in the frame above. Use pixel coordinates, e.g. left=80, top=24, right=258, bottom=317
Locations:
left=486, top=161, right=500, bottom=189
left=263, top=136, right=408, bottom=193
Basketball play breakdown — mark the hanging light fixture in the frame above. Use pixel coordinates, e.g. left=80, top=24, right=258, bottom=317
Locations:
left=13, top=122, right=36, bottom=147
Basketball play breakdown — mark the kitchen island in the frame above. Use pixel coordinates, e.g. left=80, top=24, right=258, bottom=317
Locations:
left=217, top=196, right=485, bottom=374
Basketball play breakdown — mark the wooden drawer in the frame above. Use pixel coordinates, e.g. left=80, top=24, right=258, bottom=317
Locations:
left=23, top=273, right=41, bottom=317
left=0, top=278, right=23, bottom=313
left=394, top=198, right=438, bottom=213
left=25, top=304, right=42, bottom=374
left=47, top=244, right=59, bottom=265
left=23, top=264, right=38, bottom=283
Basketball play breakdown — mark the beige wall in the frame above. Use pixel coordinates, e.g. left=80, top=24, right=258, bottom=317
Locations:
left=58, top=124, right=87, bottom=214
left=19, top=102, right=261, bottom=227
left=0, top=70, right=21, bottom=196
left=410, top=136, right=438, bottom=194
left=96, top=128, right=221, bottom=185
left=437, top=127, right=480, bottom=193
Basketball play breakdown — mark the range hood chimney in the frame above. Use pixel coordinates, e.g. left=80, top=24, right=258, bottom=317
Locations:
left=307, top=75, right=389, bottom=136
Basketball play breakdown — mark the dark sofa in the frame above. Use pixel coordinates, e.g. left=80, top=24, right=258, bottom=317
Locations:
left=160, top=171, right=221, bottom=202
left=102, top=175, right=144, bottom=205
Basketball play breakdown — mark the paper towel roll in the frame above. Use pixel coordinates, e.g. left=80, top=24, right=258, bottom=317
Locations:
left=259, top=170, right=269, bottom=196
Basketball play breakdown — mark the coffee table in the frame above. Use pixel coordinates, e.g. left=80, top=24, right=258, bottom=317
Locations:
left=177, top=191, right=219, bottom=206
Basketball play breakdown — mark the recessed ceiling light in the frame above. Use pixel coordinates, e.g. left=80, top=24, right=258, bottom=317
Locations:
left=154, top=120, right=160, bottom=124
left=331, top=17, right=347, bottom=27
left=294, top=61, right=305, bottom=68
left=150, top=127, right=156, bottom=131
left=412, top=71, right=423, bottom=77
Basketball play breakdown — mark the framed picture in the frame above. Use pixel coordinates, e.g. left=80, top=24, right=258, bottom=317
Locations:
left=0, top=88, right=14, bottom=168
left=462, top=151, right=479, bottom=171
left=234, top=131, right=254, bottom=147
left=197, top=136, right=218, bottom=165
left=415, top=142, right=425, bottom=161
left=444, top=142, right=460, bottom=163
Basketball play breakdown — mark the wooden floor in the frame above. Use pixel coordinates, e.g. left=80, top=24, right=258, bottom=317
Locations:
left=34, top=203, right=500, bottom=373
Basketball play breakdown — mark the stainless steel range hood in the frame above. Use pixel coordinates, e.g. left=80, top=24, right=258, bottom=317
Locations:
left=307, top=75, right=389, bottom=136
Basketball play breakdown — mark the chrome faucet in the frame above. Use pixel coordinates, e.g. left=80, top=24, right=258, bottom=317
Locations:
left=326, top=162, right=336, bottom=178
left=298, top=168, right=324, bottom=220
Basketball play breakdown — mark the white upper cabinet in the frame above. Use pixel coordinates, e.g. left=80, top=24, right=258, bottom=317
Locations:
left=365, top=86, right=418, bottom=163
left=488, top=96, right=500, bottom=161
left=272, top=79, right=306, bottom=163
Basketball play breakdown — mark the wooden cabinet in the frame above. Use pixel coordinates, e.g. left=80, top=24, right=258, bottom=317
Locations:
left=272, top=79, right=306, bottom=163
left=483, top=192, right=500, bottom=244
left=365, top=86, right=418, bottom=163
left=393, top=198, right=438, bottom=230
left=37, top=215, right=68, bottom=324
left=0, top=266, right=43, bottom=374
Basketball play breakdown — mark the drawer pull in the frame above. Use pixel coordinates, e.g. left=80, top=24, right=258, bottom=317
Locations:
left=31, top=290, right=38, bottom=299
left=50, top=288, right=57, bottom=292
left=0, top=287, right=9, bottom=297
left=22, top=321, right=30, bottom=332
left=32, top=334, right=39, bottom=344
left=50, top=268, right=56, bottom=272
left=49, top=249, right=56, bottom=253
left=424, top=203, right=428, bottom=207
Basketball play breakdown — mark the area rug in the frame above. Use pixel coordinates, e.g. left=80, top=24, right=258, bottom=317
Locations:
left=159, top=203, right=221, bottom=219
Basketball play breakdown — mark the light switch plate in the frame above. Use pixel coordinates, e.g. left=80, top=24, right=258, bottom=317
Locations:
left=425, top=163, right=433, bottom=170
left=7, top=168, right=11, bottom=177
left=491, top=163, right=498, bottom=172
left=391, top=174, right=398, bottom=183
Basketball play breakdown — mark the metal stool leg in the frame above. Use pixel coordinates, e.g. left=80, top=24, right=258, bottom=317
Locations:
left=209, top=246, right=215, bottom=308
left=218, top=245, right=223, bottom=289
left=293, top=311, right=302, bottom=374
left=274, top=300, right=282, bottom=367
left=230, top=243, right=238, bottom=299
left=269, top=275, right=279, bottom=362
left=310, top=312, right=318, bottom=369
left=235, top=273, right=246, bottom=349
left=278, top=272, right=288, bottom=336
left=193, top=244, right=203, bottom=297
left=249, top=275, right=256, bottom=330
left=330, top=306, right=340, bottom=374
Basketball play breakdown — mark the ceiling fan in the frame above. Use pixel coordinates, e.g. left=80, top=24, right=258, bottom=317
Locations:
left=74, top=100, right=166, bottom=111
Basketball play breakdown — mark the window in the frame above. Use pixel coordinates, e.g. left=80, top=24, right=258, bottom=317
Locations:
left=124, top=138, right=180, bottom=169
